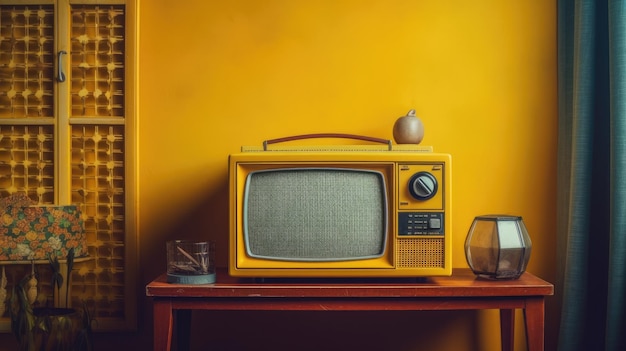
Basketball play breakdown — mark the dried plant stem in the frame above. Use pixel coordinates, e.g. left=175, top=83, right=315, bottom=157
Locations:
left=177, top=246, right=200, bottom=267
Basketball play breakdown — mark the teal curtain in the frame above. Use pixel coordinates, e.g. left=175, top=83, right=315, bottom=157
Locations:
left=557, top=1, right=626, bottom=350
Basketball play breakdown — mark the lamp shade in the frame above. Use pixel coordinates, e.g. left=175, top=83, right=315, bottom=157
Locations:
left=464, top=215, right=532, bottom=279
left=0, top=194, right=86, bottom=261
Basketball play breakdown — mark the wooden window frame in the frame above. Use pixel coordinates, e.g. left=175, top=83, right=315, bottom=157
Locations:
left=0, top=0, right=137, bottom=332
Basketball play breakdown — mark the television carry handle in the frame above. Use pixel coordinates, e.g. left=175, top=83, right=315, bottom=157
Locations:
left=263, top=133, right=393, bottom=151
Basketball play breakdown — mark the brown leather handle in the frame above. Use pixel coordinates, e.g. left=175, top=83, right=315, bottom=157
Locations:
left=263, top=133, right=392, bottom=151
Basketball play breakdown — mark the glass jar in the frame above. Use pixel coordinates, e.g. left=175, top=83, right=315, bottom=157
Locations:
left=464, top=215, right=532, bottom=279
left=166, top=240, right=216, bottom=284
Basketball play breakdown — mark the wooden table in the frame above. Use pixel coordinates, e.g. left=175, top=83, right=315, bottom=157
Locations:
left=146, top=268, right=553, bottom=351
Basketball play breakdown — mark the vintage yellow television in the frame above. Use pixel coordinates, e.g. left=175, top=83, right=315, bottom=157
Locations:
left=229, top=134, right=452, bottom=278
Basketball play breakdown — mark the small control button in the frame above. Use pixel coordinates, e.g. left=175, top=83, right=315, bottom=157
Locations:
left=429, top=218, right=441, bottom=229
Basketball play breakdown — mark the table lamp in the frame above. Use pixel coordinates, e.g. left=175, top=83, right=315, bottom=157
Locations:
left=464, top=215, right=532, bottom=279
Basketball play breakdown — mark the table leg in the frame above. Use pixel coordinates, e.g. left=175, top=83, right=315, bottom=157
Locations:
left=524, top=297, right=545, bottom=351
left=500, top=309, right=515, bottom=351
left=153, top=299, right=174, bottom=351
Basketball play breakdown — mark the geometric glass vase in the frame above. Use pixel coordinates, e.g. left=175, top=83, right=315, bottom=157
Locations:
left=464, top=215, right=532, bottom=279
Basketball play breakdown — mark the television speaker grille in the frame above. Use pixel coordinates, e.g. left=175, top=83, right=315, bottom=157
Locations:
left=396, top=238, right=445, bottom=268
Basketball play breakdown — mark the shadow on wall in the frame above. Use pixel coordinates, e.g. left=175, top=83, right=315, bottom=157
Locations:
left=134, top=179, right=229, bottom=349
left=143, top=178, right=230, bottom=283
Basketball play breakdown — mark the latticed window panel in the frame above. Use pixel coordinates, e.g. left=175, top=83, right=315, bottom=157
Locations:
left=0, top=1, right=133, bottom=329
left=0, top=5, right=55, bottom=118
left=0, top=125, right=55, bottom=203
left=70, top=5, right=125, bottom=117
left=70, top=124, right=125, bottom=318
left=0, top=124, right=56, bottom=311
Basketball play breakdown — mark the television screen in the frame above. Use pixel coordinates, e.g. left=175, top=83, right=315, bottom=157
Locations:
left=243, top=168, right=387, bottom=261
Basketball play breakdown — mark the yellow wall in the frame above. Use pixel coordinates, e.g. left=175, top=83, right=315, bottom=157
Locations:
left=136, top=1, right=557, bottom=350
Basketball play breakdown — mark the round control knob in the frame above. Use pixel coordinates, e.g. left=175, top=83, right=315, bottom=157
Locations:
left=408, top=172, right=438, bottom=200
